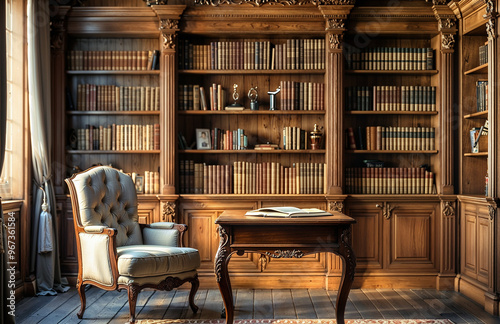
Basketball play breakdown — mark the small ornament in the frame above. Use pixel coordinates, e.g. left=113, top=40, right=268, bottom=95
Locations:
left=225, top=84, right=244, bottom=110
left=310, top=124, right=323, bottom=150
left=248, top=86, right=259, bottom=111
left=268, top=86, right=281, bottom=110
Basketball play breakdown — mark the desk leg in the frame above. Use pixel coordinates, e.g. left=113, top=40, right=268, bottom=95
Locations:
left=215, top=225, right=234, bottom=324
left=335, top=226, right=356, bottom=324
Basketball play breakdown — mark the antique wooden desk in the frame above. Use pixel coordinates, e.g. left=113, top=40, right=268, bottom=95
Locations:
left=214, top=210, right=356, bottom=324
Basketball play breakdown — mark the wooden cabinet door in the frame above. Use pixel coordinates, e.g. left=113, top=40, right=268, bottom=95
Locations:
left=385, top=202, right=438, bottom=271
left=345, top=202, right=383, bottom=270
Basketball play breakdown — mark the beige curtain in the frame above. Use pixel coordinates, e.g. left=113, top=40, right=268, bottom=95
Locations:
left=27, top=0, right=68, bottom=296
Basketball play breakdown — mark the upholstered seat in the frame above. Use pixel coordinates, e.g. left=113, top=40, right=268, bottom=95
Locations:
left=65, top=166, right=200, bottom=323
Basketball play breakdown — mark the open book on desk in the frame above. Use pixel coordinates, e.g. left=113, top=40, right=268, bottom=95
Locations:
left=245, top=206, right=332, bottom=218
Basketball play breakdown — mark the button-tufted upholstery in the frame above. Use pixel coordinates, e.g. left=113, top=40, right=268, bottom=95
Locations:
left=65, top=166, right=200, bottom=323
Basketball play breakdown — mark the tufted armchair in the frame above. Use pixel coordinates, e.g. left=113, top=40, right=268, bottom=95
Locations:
left=65, top=166, right=200, bottom=323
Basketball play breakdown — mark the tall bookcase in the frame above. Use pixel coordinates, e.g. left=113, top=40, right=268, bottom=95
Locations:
left=452, top=0, right=500, bottom=315
left=51, top=1, right=461, bottom=292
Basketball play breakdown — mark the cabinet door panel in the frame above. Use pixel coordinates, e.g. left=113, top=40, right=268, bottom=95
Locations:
left=477, top=207, right=491, bottom=285
left=463, top=213, right=478, bottom=279
left=387, top=204, right=436, bottom=270
left=184, top=210, right=219, bottom=271
left=346, top=204, right=382, bottom=269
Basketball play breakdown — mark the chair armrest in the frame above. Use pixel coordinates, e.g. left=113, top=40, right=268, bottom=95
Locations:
left=77, top=225, right=119, bottom=288
left=142, top=223, right=188, bottom=247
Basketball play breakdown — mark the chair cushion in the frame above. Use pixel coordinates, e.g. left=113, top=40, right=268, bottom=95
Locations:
left=117, top=245, right=200, bottom=278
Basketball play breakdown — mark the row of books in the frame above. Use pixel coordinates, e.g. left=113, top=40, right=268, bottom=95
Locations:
left=345, top=86, right=436, bottom=112
left=75, top=84, right=160, bottom=111
left=283, top=127, right=309, bottom=150
left=479, top=42, right=488, bottom=65
left=346, top=126, right=435, bottom=151
left=75, top=124, right=160, bottom=151
left=178, top=39, right=325, bottom=70
left=209, top=128, right=248, bottom=150
left=178, top=83, right=228, bottom=111
left=68, top=50, right=160, bottom=71
left=133, top=171, right=160, bottom=194
left=179, top=160, right=325, bottom=194
left=345, top=167, right=435, bottom=194
left=345, top=47, right=434, bottom=70
left=279, top=81, right=325, bottom=111
left=476, top=80, right=488, bottom=112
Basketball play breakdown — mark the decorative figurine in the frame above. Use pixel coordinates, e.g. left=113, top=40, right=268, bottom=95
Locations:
left=225, top=83, right=244, bottom=110
left=268, top=86, right=281, bottom=110
left=310, top=124, right=323, bottom=150
left=248, top=86, right=259, bottom=111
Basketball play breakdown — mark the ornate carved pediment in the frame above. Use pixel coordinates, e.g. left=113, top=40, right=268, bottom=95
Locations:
left=194, top=0, right=355, bottom=7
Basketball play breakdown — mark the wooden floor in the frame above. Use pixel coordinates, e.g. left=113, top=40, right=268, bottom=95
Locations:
left=15, top=288, right=500, bottom=324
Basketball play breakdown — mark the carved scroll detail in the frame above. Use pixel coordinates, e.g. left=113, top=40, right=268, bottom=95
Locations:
left=442, top=201, right=455, bottom=217
left=215, top=226, right=229, bottom=282
left=162, top=201, right=176, bottom=222
left=329, top=201, right=344, bottom=213
left=329, top=34, right=342, bottom=50
left=441, top=34, right=455, bottom=50
left=438, top=18, right=456, bottom=30
left=488, top=205, right=496, bottom=221
left=264, top=250, right=305, bottom=258
left=340, top=227, right=356, bottom=281
left=326, top=18, right=345, bottom=30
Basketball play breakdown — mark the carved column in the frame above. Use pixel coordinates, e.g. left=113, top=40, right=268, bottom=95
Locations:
left=320, top=5, right=354, bottom=195
left=438, top=198, right=456, bottom=290
left=153, top=6, right=186, bottom=194
left=50, top=7, right=70, bottom=195
left=434, top=5, right=457, bottom=195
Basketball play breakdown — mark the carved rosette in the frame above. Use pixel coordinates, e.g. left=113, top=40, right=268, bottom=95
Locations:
left=162, top=201, right=176, bottom=222
left=340, top=227, right=356, bottom=281
left=194, top=0, right=355, bottom=6
left=326, top=18, right=345, bottom=30
left=329, top=33, right=342, bottom=50
left=329, top=201, right=344, bottom=213
left=215, top=226, right=229, bottom=282
left=442, top=201, right=455, bottom=217
left=441, top=34, right=455, bottom=50
left=264, top=249, right=305, bottom=258
left=488, top=205, right=496, bottom=221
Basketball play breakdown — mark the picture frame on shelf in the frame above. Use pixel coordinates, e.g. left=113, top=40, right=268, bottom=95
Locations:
left=135, top=176, right=144, bottom=194
left=196, top=128, right=211, bottom=150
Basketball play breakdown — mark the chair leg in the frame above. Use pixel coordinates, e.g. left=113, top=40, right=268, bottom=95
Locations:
left=127, top=284, right=140, bottom=323
left=76, top=281, right=86, bottom=319
left=188, top=276, right=200, bottom=313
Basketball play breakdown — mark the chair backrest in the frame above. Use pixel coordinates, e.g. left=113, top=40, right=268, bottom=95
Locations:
left=66, top=166, right=143, bottom=247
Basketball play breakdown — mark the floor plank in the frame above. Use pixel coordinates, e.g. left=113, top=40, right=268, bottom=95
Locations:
left=15, top=288, right=499, bottom=323
left=272, top=290, right=296, bottom=319
left=253, top=289, right=273, bottom=319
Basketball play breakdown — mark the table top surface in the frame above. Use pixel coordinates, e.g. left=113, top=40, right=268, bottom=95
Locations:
left=216, top=209, right=356, bottom=225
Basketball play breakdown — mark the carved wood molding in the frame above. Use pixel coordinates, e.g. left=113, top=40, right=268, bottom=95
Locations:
left=340, top=227, right=356, bottom=282
left=329, top=201, right=344, bottom=213
left=442, top=201, right=455, bottom=217
left=329, top=33, right=342, bottom=49
left=264, top=249, right=305, bottom=258
left=441, top=34, right=455, bottom=49
left=194, top=0, right=355, bottom=6
left=488, top=205, right=496, bottom=221
left=50, top=9, right=69, bottom=51
left=259, top=255, right=269, bottom=271
left=483, top=0, right=497, bottom=40
left=160, top=19, right=180, bottom=50
left=144, top=0, right=168, bottom=5
left=162, top=201, right=176, bottom=222
left=438, top=18, right=456, bottom=29
left=215, top=226, right=229, bottom=283
left=326, top=18, right=345, bottom=30
left=426, top=0, right=450, bottom=5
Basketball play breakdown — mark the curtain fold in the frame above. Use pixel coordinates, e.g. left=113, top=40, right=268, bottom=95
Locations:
left=1, top=1, right=15, bottom=323
left=27, top=0, right=68, bottom=296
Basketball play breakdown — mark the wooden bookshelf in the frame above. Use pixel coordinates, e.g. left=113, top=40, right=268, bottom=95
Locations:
left=178, top=110, right=324, bottom=115
left=348, top=150, right=439, bottom=154
left=464, top=63, right=488, bottom=75
left=179, top=149, right=326, bottom=154
left=463, top=152, right=488, bottom=157
left=66, top=70, right=160, bottom=75
left=463, top=110, right=488, bottom=119
left=179, top=69, right=325, bottom=75
left=67, top=111, right=160, bottom=115
left=346, top=69, right=439, bottom=74
left=346, top=111, right=438, bottom=115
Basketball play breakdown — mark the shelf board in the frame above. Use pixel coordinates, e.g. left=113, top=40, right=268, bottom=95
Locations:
left=346, top=69, right=438, bottom=75
left=178, top=69, right=325, bottom=75
left=178, top=110, right=325, bottom=115
left=67, top=150, right=160, bottom=154
left=346, top=111, right=437, bottom=115
left=464, top=110, right=488, bottom=119
left=348, top=150, right=438, bottom=154
left=67, top=70, right=160, bottom=75
left=179, top=149, right=326, bottom=154
left=464, top=63, right=488, bottom=75
left=67, top=111, right=160, bottom=115
left=464, top=152, right=488, bottom=157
